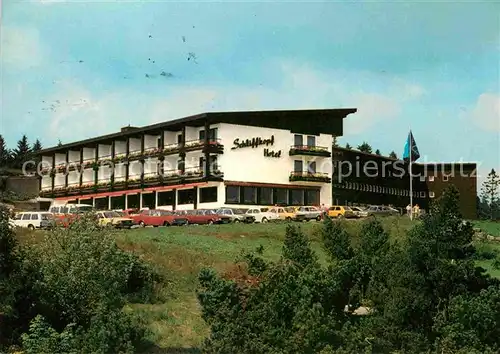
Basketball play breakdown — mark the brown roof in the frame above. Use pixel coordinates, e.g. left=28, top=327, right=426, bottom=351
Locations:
left=39, top=108, right=357, bottom=154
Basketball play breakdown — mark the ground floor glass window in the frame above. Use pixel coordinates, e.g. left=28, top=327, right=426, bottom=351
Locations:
left=200, top=187, right=218, bottom=203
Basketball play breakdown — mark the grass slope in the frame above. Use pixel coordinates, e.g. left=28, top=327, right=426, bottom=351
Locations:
left=19, top=217, right=500, bottom=352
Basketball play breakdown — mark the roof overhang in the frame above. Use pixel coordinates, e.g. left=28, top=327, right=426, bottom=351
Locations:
left=39, top=108, right=357, bottom=154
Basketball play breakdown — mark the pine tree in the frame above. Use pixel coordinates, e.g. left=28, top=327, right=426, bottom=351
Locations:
left=375, top=149, right=381, bottom=155
left=32, top=139, right=42, bottom=153
left=389, top=151, right=398, bottom=159
left=480, top=169, right=500, bottom=220
left=0, top=135, right=12, bottom=168
left=357, top=141, right=373, bottom=154
left=31, top=139, right=43, bottom=167
left=12, top=135, right=32, bottom=170
left=345, top=143, right=352, bottom=150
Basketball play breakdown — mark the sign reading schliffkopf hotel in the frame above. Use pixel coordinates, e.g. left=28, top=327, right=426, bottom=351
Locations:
left=231, top=136, right=275, bottom=149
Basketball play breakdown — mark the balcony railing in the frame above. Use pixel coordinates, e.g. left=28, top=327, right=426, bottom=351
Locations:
left=95, top=178, right=112, bottom=191
left=98, top=154, right=113, bottom=162
left=289, top=171, right=331, bottom=183
left=288, top=145, right=331, bottom=157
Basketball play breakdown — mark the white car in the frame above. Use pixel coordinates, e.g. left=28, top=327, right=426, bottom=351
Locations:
left=11, top=212, right=55, bottom=230
left=245, top=207, right=280, bottom=223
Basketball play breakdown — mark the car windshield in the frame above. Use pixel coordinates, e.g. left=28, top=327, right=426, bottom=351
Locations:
left=104, top=211, right=121, bottom=218
left=41, top=213, right=54, bottom=220
left=215, top=209, right=227, bottom=214
left=233, top=208, right=248, bottom=214
left=343, top=206, right=352, bottom=210
left=285, top=207, right=295, bottom=213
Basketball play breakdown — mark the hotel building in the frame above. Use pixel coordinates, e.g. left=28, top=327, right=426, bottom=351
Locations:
left=38, top=109, right=356, bottom=210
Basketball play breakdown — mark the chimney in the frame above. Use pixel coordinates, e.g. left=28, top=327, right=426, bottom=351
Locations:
left=121, top=125, right=139, bottom=133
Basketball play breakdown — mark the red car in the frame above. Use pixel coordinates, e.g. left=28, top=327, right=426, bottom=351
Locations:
left=172, top=209, right=230, bottom=225
left=131, top=209, right=176, bottom=227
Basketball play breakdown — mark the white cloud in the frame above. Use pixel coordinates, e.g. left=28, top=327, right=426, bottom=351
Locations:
left=1, top=26, right=45, bottom=69
left=470, top=93, right=500, bottom=132
left=40, top=62, right=427, bottom=146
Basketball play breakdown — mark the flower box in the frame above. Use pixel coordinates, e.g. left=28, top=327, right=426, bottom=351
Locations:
left=55, top=164, right=67, bottom=173
left=143, top=148, right=161, bottom=157
left=82, top=160, right=94, bottom=169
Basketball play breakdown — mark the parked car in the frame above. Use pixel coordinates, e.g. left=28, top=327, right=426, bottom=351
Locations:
left=327, top=206, right=356, bottom=219
left=245, top=207, right=280, bottom=223
left=96, top=211, right=135, bottom=229
left=11, top=212, right=55, bottom=230
left=351, top=206, right=368, bottom=218
left=188, top=209, right=232, bottom=225
left=49, top=204, right=95, bottom=227
left=131, top=209, right=176, bottom=227
left=171, top=210, right=191, bottom=226
left=294, top=206, right=323, bottom=221
left=365, top=205, right=400, bottom=217
left=267, top=206, right=305, bottom=222
left=216, top=208, right=256, bottom=223
left=115, top=208, right=140, bottom=217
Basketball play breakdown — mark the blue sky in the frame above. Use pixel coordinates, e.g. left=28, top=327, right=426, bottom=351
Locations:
left=1, top=0, right=499, bottom=180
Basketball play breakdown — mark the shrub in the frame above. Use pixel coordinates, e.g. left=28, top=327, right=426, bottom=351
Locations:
left=198, top=186, right=500, bottom=353
left=1, top=210, right=158, bottom=352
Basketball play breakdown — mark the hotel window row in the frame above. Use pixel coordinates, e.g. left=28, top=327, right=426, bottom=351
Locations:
left=336, top=182, right=432, bottom=198
left=225, top=186, right=320, bottom=206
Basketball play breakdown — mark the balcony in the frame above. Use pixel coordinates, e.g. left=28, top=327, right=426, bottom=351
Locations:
left=67, top=183, right=81, bottom=195
left=184, top=138, right=224, bottom=153
left=98, top=154, right=113, bottom=164
left=143, top=172, right=162, bottom=186
left=289, top=171, right=331, bottom=183
left=53, top=185, right=67, bottom=197
left=95, top=179, right=112, bottom=192
left=289, top=145, right=331, bottom=157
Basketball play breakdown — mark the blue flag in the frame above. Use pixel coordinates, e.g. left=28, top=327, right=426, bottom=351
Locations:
left=403, top=131, right=420, bottom=162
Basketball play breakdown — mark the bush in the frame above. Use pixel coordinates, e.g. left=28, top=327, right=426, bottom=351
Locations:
left=197, top=186, right=500, bottom=353
left=0, top=211, right=159, bottom=352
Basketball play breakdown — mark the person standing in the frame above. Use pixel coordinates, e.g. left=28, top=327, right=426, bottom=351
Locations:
left=406, top=204, right=412, bottom=217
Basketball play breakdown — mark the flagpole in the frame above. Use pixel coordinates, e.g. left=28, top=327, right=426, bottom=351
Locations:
left=409, top=130, right=413, bottom=220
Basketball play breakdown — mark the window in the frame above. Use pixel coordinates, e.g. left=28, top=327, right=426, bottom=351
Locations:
left=242, top=187, right=257, bottom=204
left=50, top=207, right=59, bottom=213
left=259, top=187, right=273, bottom=205
left=142, top=193, right=155, bottom=209
left=420, top=176, right=426, bottom=182
left=429, top=176, right=435, bottom=182
left=294, top=160, right=303, bottom=172
left=111, top=195, right=126, bottom=210
left=429, top=191, right=435, bottom=198
left=306, top=189, right=319, bottom=205
left=158, top=191, right=174, bottom=206
left=178, top=189, right=195, bottom=205
left=443, top=175, right=449, bottom=182
left=290, top=189, right=304, bottom=205
left=294, top=134, right=303, bottom=146
left=127, top=194, right=140, bottom=209
left=177, top=134, right=183, bottom=144
left=199, top=128, right=218, bottom=141
left=199, top=157, right=204, bottom=170
left=177, top=159, right=184, bottom=171
left=306, top=135, right=316, bottom=147
left=420, top=191, right=426, bottom=198
left=308, top=161, right=316, bottom=173
left=275, top=188, right=288, bottom=205
left=200, top=187, right=218, bottom=203
left=226, top=186, right=240, bottom=203
left=22, top=214, right=31, bottom=220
